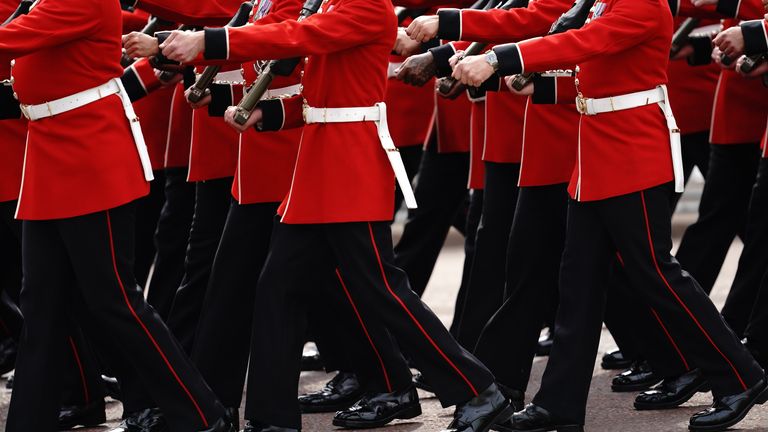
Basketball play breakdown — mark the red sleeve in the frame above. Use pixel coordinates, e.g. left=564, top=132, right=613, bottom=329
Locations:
left=438, top=0, right=574, bottom=44
left=250, top=0, right=305, bottom=26
left=512, top=0, right=661, bottom=74
left=134, top=0, right=244, bottom=25
left=205, top=0, right=393, bottom=62
left=122, top=9, right=150, bottom=33
left=674, top=0, right=764, bottom=20
left=0, top=0, right=101, bottom=61
left=394, top=0, right=474, bottom=8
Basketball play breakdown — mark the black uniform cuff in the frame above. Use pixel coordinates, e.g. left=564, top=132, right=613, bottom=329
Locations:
left=420, top=38, right=440, bottom=53
left=437, top=9, right=461, bottom=41
left=742, top=20, right=768, bottom=57
left=204, top=28, right=229, bottom=60
left=0, top=86, right=21, bottom=120
left=271, top=57, right=301, bottom=76
left=532, top=75, right=555, bottom=104
left=716, top=0, right=740, bottom=17
left=687, top=34, right=713, bottom=66
left=255, top=98, right=284, bottom=131
left=428, top=43, right=457, bottom=78
left=120, top=67, right=148, bottom=103
left=208, top=84, right=233, bottom=117
left=494, top=44, right=523, bottom=76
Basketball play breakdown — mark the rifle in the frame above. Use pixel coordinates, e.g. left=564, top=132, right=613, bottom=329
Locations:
left=187, top=2, right=256, bottom=104
left=436, top=0, right=529, bottom=96
left=2, top=0, right=34, bottom=26
left=508, top=0, right=596, bottom=91
left=739, top=54, right=766, bottom=74
left=233, top=0, right=324, bottom=125
left=670, top=18, right=700, bottom=58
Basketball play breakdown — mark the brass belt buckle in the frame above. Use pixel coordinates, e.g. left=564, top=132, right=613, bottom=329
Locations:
left=576, top=96, right=588, bottom=115
left=302, top=103, right=309, bottom=123
left=19, top=104, right=30, bottom=120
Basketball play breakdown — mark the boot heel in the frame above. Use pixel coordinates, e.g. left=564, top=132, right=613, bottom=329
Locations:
left=396, top=403, right=422, bottom=420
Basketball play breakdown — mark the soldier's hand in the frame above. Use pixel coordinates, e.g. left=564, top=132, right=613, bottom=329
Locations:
left=395, top=52, right=437, bottom=87
left=736, top=55, right=768, bottom=78
left=449, top=50, right=466, bottom=68
left=452, top=55, right=495, bottom=88
left=161, top=30, right=205, bottom=64
left=713, top=27, right=745, bottom=58
left=184, top=87, right=211, bottom=109
left=123, top=32, right=160, bottom=58
left=393, top=28, right=422, bottom=57
left=406, top=15, right=439, bottom=43
left=505, top=76, right=534, bottom=96
left=712, top=46, right=735, bottom=69
left=224, top=106, right=262, bottom=133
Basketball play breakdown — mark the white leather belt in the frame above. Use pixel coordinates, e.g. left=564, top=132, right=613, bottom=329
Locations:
left=211, top=69, right=245, bottom=85
left=575, top=85, right=684, bottom=193
left=20, top=79, right=154, bottom=182
left=263, top=84, right=301, bottom=100
left=303, top=102, right=417, bottom=209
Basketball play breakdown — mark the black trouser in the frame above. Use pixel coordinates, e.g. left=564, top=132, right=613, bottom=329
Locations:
left=533, top=183, right=763, bottom=424
left=393, top=145, right=424, bottom=217
left=472, top=184, right=567, bottom=390
left=134, top=170, right=166, bottom=287
left=166, top=177, right=233, bottom=352
left=8, top=202, right=225, bottom=432
left=671, top=131, right=711, bottom=210
left=722, top=157, right=768, bottom=337
left=450, top=188, right=483, bottom=337
left=676, top=143, right=761, bottom=293
left=394, top=138, right=470, bottom=297
left=454, top=162, right=520, bottom=348
left=146, top=168, right=196, bottom=319
left=0, top=200, right=23, bottom=340
left=247, top=219, right=494, bottom=429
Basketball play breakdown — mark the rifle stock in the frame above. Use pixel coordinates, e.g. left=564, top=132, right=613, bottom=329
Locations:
left=188, top=2, right=256, bottom=103
left=670, top=18, right=700, bottom=58
left=233, top=0, right=324, bottom=126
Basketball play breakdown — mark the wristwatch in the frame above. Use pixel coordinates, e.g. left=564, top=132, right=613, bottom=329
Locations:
left=484, top=50, right=499, bottom=71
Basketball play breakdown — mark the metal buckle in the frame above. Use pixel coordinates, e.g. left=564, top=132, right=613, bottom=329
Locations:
left=302, top=103, right=309, bottom=123
left=576, top=96, right=588, bottom=115
left=19, top=104, right=30, bottom=120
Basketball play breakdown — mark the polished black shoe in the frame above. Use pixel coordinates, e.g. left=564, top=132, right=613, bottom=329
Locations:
left=635, top=369, right=710, bottom=410
left=601, top=349, right=632, bottom=370
left=226, top=407, right=240, bottom=431
left=441, top=383, right=514, bottom=432
left=0, top=337, right=17, bottom=375
left=496, top=404, right=584, bottom=432
left=113, top=408, right=168, bottom=432
left=198, top=418, right=236, bottom=432
left=333, top=386, right=421, bottom=429
left=102, top=374, right=123, bottom=400
left=242, top=420, right=299, bottom=431
left=413, top=372, right=434, bottom=393
left=298, top=371, right=363, bottom=413
left=300, top=352, right=323, bottom=371
left=611, top=360, right=661, bottom=392
left=688, top=378, right=768, bottom=431
left=58, top=399, right=107, bottom=430
left=536, top=330, right=553, bottom=357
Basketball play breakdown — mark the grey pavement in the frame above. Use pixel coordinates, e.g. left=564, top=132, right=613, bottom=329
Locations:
left=2, top=183, right=768, bottom=431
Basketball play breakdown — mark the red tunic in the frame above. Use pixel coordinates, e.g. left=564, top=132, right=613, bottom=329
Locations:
left=134, top=0, right=245, bottom=25
left=434, top=92, right=472, bottom=153
left=129, top=58, right=176, bottom=170
left=165, top=83, right=193, bottom=169
left=508, top=0, right=675, bottom=201
left=443, top=0, right=576, bottom=184
left=0, top=0, right=149, bottom=220
left=386, top=57, right=435, bottom=148
left=666, top=60, right=719, bottom=136
left=709, top=68, right=768, bottom=144
left=209, top=0, right=398, bottom=223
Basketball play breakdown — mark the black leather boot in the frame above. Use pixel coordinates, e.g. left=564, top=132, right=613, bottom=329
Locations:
left=298, top=371, right=363, bottom=413
left=689, top=378, right=768, bottom=431
left=611, top=360, right=661, bottom=392
left=634, top=369, right=709, bottom=410
left=499, top=404, right=584, bottom=432
left=333, top=386, right=422, bottom=428
left=441, top=383, right=514, bottom=432
left=58, top=399, right=107, bottom=430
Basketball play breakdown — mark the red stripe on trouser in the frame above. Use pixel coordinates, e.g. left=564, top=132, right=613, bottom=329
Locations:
left=335, top=269, right=393, bottom=392
left=640, top=192, right=747, bottom=390
left=615, top=252, right=625, bottom=267
left=649, top=308, right=690, bottom=371
left=366, top=223, right=478, bottom=396
left=105, top=212, right=209, bottom=427
left=68, top=336, right=90, bottom=404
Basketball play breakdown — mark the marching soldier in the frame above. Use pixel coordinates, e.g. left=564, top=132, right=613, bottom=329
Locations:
left=449, top=0, right=767, bottom=430
left=160, top=0, right=514, bottom=430
left=0, top=0, right=235, bottom=430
